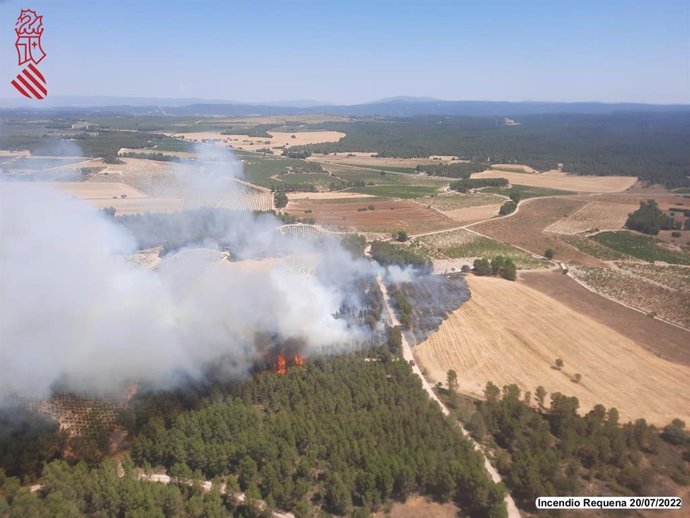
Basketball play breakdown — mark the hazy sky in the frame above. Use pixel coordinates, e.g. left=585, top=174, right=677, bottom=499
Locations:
left=0, top=0, right=688, bottom=104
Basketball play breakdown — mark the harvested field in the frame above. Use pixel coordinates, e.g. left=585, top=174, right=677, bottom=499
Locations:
left=411, top=228, right=550, bottom=269
left=284, top=200, right=456, bottom=233
left=472, top=170, right=637, bottom=193
left=415, top=275, right=690, bottom=425
left=418, top=192, right=504, bottom=212
left=572, top=265, right=690, bottom=328
left=489, top=163, right=537, bottom=174
left=42, top=181, right=147, bottom=200
left=545, top=201, right=637, bottom=234
left=522, top=270, right=690, bottom=366
left=90, top=197, right=183, bottom=214
left=444, top=204, right=502, bottom=224
left=172, top=130, right=345, bottom=153
left=470, top=197, right=602, bottom=264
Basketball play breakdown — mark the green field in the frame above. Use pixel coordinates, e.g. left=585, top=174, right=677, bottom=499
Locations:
left=418, top=192, right=504, bottom=211
left=591, top=231, right=690, bottom=265
left=345, top=184, right=441, bottom=199
left=481, top=183, right=576, bottom=199
left=412, top=229, right=551, bottom=269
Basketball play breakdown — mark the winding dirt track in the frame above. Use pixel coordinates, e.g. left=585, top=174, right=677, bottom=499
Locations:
left=368, top=248, right=521, bottom=518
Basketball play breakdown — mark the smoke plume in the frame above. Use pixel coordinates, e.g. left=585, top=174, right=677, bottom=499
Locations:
left=0, top=146, right=377, bottom=402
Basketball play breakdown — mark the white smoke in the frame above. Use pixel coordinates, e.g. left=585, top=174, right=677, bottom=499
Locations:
left=0, top=145, right=377, bottom=401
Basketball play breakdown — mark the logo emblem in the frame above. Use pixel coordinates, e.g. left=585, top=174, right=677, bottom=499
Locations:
left=11, top=9, right=48, bottom=100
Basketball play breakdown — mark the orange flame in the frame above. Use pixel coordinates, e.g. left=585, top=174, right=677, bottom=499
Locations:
left=274, top=354, right=287, bottom=375
left=292, top=354, right=305, bottom=366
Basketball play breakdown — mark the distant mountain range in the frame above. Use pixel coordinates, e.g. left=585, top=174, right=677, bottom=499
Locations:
left=1, top=95, right=688, bottom=117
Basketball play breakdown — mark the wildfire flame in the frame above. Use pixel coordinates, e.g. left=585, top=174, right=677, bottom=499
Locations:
left=272, top=353, right=305, bottom=375
left=274, top=354, right=287, bottom=375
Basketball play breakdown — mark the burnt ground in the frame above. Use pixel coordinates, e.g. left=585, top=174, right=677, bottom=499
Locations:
left=397, top=273, right=470, bottom=345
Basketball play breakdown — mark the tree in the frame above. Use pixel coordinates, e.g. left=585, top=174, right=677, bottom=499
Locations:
left=274, top=192, right=288, bottom=209
left=499, top=259, right=517, bottom=281
left=535, top=386, right=547, bottom=410
left=555, top=358, right=564, bottom=370
left=544, top=248, right=554, bottom=260
left=509, top=192, right=521, bottom=203
left=499, top=200, right=517, bottom=216
left=393, top=230, right=408, bottom=242
left=326, top=474, right=352, bottom=515
left=387, top=326, right=402, bottom=354
left=473, top=258, right=492, bottom=276
left=484, top=382, right=501, bottom=403
left=573, top=373, right=582, bottom=383
left=625, top=200, right=674, bottom=235
left=447, top=369, right=458, bottom=392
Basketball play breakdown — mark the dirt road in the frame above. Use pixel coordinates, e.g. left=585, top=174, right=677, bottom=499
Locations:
left=368, top=249, right=521, bottom=518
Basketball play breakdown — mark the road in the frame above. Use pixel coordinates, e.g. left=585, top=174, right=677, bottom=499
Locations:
left=369, top=250, right=521, bottom=518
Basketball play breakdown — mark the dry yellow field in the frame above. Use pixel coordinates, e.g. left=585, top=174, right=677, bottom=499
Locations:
left=490, top=163, right=537, bottom=174
left=41, top=181, right=148, bottom=199
left=169, top=130, right=344, bottom=153
left=89, top=197, right=183, bottom=214
left=415, top=275, right=690, bottom=425
left=472, top=170, right=637, bottom=193
left=444, top=204, right=502, bottom=223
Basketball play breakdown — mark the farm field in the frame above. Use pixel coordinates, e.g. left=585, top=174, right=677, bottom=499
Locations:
left=345, top=184, right=441, bottom=199
left=286, top=192, right=376, bottom=201
left=591, top=231, right=690, bottom=265
left=323, top=164, right=450, bottom=188
left=410, top=228, right=550, bottom=269
left=444, top=204, right=502, bottom=224
left=311, top=153, right=459, bottom=170
left=470, top=197, right=599, bottom=264
left=168, top=130, right=345, bottom=154
left=572, top=265, right=690, bottom=328
left=417, top=192, right=504, bottom=211
left=283, top=199, right=456, bottom=233
left=414, top=275, right=690, bottom=425
left=521, top=270, right=690, bottom=366
left=545, top=201, right=637, bottom=234
left=615, top=262, right=690, bottom=290
left=42, top=181, right=148, bottom=199
left=472, top=169, right=637, bottom=192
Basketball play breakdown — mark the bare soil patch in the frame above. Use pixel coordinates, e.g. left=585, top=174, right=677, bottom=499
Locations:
left=373, top=495, right=458, bottom=518
left=415, top=275, right=690, bottom=425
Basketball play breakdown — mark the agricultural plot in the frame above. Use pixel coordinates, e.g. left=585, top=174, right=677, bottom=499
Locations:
left=481, top=184, right=577, bottom=199
left=345, top=184, right=441, bottom=199
left=573, top=265, right=690, bottom=328
left=412, top=229, right=550, bottom=269
left=472, top=169, right=637, bottom=193
left=284, top=199, right=455, bottom=233
left=417, top=192, right=504, bottom=212
left=279, top=224, right=330, bottom=241
left=470, top=197, right=600, bottom=264
left=615, top=262, right=690, bottom=291
left=591, top=231, right=690, bottom=265
left=180, top=187, right=272, bottom=212
left=545, top=201, right=637, bottom=234
left=414, top=275, right=690, bottom=425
